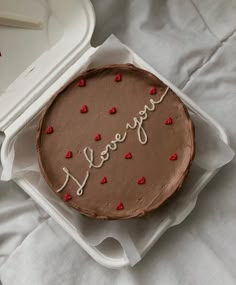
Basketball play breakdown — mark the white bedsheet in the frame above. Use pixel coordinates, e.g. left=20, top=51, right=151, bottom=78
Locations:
left=1, top=0, right=236, bottom=284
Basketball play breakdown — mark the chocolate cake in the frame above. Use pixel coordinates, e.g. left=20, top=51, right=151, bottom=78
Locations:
left=36, top=64, right=195, bottom=219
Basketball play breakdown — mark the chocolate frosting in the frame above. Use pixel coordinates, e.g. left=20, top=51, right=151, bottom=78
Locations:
left=36, top=64, right=195, bottom=219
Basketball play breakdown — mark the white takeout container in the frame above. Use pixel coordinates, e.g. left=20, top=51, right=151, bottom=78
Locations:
left=0, top=0, right=231, bottom=269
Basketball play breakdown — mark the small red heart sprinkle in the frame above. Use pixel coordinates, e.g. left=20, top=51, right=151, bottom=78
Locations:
left=165, top=117, right=173, bottom=125
left=45, top=126, right=53, bottom=134
left=116, top=202, right=124, bottom=210
left=137, top=176, right=146, bottom=185
left=114, top=74, right=121, bottom=82
left=63, top=193, right=72, bottom=202
left=109, top=107, right=117, bottom=114
left=124, top=152, right=132, bottom=159
left=169, top=153, right=177, bottom=161
left=94, top=134, right=101, bottom=141
left=100, top=177, right=107, bottom=184
left=65, top=151, right=72, bottom=158
left=80, top=105, right=88, bottom=113
left=149, top=87, right=157, bottom=95
left=78, top=79, right=86, bottom=87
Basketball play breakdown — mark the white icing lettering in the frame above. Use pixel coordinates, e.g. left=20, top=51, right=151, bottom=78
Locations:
left=126, top=116, right=148, bottom=144
left=84, top=131, right=128, bottom=169
left=83, top=147, right=104, bottom=168
left=84, top=87, right=169, bottom=168
left=57, top=87, right=169, bottom=197
left=100, top=151, right=110, bottom=161
left=57, top=167, right=89, bottom=196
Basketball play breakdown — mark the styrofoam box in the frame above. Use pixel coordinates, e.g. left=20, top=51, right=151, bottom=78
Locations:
left=0, top=0, right=230, bottom=269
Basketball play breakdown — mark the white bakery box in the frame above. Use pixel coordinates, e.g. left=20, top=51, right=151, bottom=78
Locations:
left=0, top=0, right=234, bottom=269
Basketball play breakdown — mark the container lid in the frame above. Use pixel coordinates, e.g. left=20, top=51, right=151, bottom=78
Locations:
left=0, top=0, right=95, bottom=131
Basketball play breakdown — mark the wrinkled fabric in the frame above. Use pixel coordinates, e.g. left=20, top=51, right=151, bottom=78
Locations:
left=1, top=0, right=236, bottom=284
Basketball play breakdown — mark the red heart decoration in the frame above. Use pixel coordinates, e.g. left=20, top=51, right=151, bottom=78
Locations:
left=114, top=73, right=121, bottom=82
left=149, top=87, right=157, bottom=95
left=63, top=193, right=72, bottom=202
left=137, top=176, right=146, bottom=185
left=65, top=151, right=72, bottom=158
left=94, top=134, right=101, bottom=141
left=78, top=79, right=86, bottom=87
left=169, top=153, right=177, bottom=161
left=116, top=202, right=124, bottom=210
left=80, top=105, right=88, bottom=113
left=109, top=107, right=117, bottom=114
left=45, top=126, right=53, bottom=134
left=100, top=177, right=107, bottom=184
left=165, top=117, right=173, bottom=125
left=124, top=152, right=132, bottom=159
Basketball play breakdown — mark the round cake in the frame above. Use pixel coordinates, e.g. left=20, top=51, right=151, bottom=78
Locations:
left=36, top=64, right=195, bottom=219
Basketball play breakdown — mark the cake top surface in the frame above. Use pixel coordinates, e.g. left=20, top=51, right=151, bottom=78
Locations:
left=36, top=64, right=195, bottom=219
